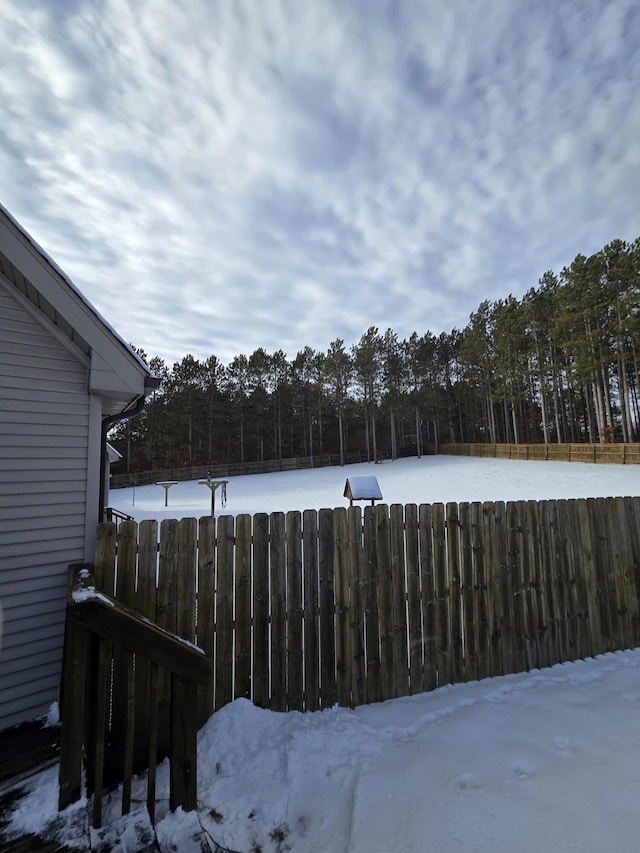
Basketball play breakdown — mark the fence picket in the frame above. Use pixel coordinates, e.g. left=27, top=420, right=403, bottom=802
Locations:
left=177, top=519, right=197, bottom=643
left=527, top=501, right=548, bottom=668
left=418, top=504, right=437, bottom=691
left=286, top=511, right=304, bottom=711
left=334, top=507, right=352, bottom=707
left=564, top=502, right=588, bottom=660
left=390, top=504, right=409, bottom=698
left=134, top=520, right=158, bottom=768
left=197, top=516, right=216, bottom=723
left=95, top=522, right=116, bottom=595
left=376, top=504, right=395, bottom=698
left=363, top=505, right=382, bottom=703
left=607, top=498, right=632, bottom=650
left=577, top=499, right=601, bottom=656
left=541, top=501, right=560, bottom=662
left=459, top=502, right=476, bottom=683
left=109, top=521, right=137, bottom=784
left=318, top=508, right=337, bottom=708
left=494, top=501, right=514, bottom=676
left=405, top=504, right=423, bottom=694
left=446, top=503, right=463, bottom=684
left=623, top=497, right=640, bottom=642
left=214, top=515, right=234, bottom=710
left=235, top=514, right=252, bottom=702
left=432, top=503, right=450, bottom=686
left=566, top=500, right=591, bottom=661
left=156, top=519, right=178, bottom=758
left=270, top=512, right=287, bottom=712
left=481, top=502, right=497, bottom=676
left=303, top=509, right=320, bottom=711
left=590, top=497, right=616, bottom=650
left=253, top=513, right=270, bottom=709
left=348, top=506, right=365, bottom=707
left=505, top=502, right=527, bottom=673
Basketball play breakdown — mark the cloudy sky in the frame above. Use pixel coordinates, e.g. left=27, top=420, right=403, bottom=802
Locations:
left=1, top=1, right=639, bottom=367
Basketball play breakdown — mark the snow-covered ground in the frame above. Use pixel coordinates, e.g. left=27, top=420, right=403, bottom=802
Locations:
left=109, top=453, right=640, bottom=521
left=5, top=456, right=640, bottom=852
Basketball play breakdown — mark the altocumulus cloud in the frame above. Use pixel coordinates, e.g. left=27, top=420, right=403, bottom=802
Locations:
left=0, top=0, right=639, bottom=365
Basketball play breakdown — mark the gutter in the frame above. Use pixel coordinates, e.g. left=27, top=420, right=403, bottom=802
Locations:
left=99, top=376, right=161, bottom=520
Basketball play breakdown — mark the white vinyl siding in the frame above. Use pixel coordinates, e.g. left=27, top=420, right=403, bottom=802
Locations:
left=0, top=287, right=90, bottom=729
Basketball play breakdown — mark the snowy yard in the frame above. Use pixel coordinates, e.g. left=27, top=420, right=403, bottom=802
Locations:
left=6, top=455, right=640, bottom=852
left=110, top=453, right=640, bottom=520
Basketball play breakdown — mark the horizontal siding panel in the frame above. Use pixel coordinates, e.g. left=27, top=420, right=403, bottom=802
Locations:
left=2, top=500, right=86, bottom=523
left=0, top=430, right=88, bottom=447
left=0, top=547, right=85, bottom=572
left=1, top=602, right=66, bottom=638
left=0, top=317, right=63, bottom=343
left=1, top=496, right=86, bottom=518
left=2, top=675, right=62, bottom=711
left=0, top=303, right=61, bottom=340
left=2, top=395, right=88, bottom=424
left=1, top=353, right=88, bottom=378
left=1, top=627, right=65, bottom=657
left=0, top=474, right=86, bottom=492
left=1, top=687, right=60, bottom=730
left=1, top=522, right=85, bottom=546
left=2, top=567, right=67, bottom=604
left=1, top=369, right=87, bottom=393
left=0, top=474, right=86, bottom=493
left=0, top=447, right=87, bottom=471
left=0, top=334, right=83, bottom=362
left=2, top=653, right=63, bottom=684
left=0, top=486, right=85, bottom=506
left=1, top=534, right=84, bottom=560
left=0, top=560, right=77, bottom=586
left=0, top=385, right=90, bottom=407
left=0, top=604, right=66, bottom=644
left=0, top=572, right=67, bottom=601
left=0, top=409, right=89, bottom=428
left=0, top=305, right=86, bottom=369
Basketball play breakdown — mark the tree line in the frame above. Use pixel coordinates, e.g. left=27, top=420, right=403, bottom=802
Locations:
left=111, top=237, right=640, bottom=474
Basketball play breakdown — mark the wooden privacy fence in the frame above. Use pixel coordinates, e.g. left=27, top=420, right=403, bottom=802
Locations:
left=442, top=442, right=640, bottom=464
left=94, top=497, right=640, bottom=735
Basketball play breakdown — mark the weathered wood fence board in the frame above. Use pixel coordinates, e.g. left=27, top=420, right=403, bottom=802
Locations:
left=94, top=497, right=640, bottom=728
left=302, top=509, right=320, bottom=711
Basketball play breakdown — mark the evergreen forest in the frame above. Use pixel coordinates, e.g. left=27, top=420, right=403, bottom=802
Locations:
left=111, top=237, right=640, bottom=474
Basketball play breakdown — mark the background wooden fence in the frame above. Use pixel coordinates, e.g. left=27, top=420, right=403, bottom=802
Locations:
left=442, top=442, right=640, bottom=464
left=94, top=497, right=640, bottom=750
left=109, top=451, right=366, bottom=489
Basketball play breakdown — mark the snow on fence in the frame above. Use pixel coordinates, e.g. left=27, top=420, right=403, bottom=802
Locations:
left=442, top=442, right=640, bottom=464
left=92, top=497, right=640, bottom=758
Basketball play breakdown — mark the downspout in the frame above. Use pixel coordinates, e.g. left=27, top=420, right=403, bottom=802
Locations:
left=99, top=376, right=161, bottom=520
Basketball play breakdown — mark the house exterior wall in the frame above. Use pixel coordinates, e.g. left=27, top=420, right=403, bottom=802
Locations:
left=0, top=283, right=90, bottom=729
